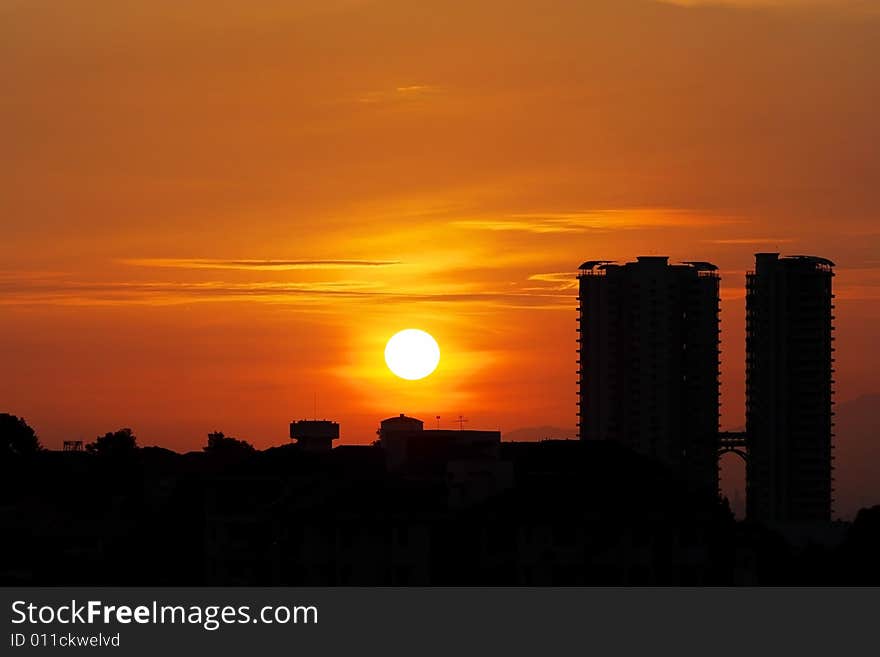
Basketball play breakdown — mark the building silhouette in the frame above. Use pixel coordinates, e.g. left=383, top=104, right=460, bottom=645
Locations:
left=290, top=420, right=339, bottom=453
left=746, top=253, right=836, bottom=526
left=577, top=257, right=721, bottom=491
left=377, top=413, right=501, bottom=473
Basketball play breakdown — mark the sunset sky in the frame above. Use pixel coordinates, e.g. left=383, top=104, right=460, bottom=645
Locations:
left=2, top=1, right=878, bottom=513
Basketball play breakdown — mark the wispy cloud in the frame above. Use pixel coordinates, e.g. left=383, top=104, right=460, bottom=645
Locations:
left=526, top=272, right=579, bottom=291
left=120, top=258, right=401, bottom=271
left=453, top=209, right=731, bottom=234
left=395, top=85, right=434, bottom=94
left=656, top=0, right=880, bottom=14
left=356, top=84, right=440, bottom=105
left=0, top=279, right=379, bottom=306
left=707, top=237, right=795, bottom=245
left=0, top=277, right=573, bottom=309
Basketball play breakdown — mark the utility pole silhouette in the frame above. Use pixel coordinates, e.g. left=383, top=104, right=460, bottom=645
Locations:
left=457, top=415, right=468, bottom=431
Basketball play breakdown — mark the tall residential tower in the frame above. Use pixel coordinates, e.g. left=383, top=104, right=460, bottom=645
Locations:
left=746, top=253, right=835, bottom=526
left=577, top=257, right=721, bottom=490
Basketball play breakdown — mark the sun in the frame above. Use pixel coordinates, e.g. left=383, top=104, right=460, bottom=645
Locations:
left=385, top=329, right=441, bottom=380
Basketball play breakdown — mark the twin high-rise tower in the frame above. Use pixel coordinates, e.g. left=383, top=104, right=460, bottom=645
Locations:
left=577, top=257, right=721, bottom=492
left=745, top=254, right=836, bottom=525
left=577, top=254, right=835, bottom=527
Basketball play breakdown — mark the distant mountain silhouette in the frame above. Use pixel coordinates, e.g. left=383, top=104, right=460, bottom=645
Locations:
left=503, top=426, right=576, bottom=442
left=834, top=394, right=880, bottom=519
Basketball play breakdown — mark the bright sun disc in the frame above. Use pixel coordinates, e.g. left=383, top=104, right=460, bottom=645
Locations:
left=385, top=329, right=440, bottom=380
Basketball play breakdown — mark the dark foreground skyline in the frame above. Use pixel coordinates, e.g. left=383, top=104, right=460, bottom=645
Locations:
left=2, top=419, right=878, bottom=586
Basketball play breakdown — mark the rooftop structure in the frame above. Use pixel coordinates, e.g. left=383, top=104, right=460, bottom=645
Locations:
left=290, top=419, right=340, bottom=453
left=377, top=414, right=500, bottom=472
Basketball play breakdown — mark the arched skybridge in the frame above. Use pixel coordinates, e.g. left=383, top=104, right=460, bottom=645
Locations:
left=719, top=431, right=747, bottom=462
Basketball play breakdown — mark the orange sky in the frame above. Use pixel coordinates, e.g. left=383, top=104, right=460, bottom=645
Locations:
left=2, top=1, right=879, bottom=512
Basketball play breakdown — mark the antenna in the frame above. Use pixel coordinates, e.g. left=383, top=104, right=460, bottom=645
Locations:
left=457, top=415, right=468, bottom=431
left=436, top=415, right=440, bottom=430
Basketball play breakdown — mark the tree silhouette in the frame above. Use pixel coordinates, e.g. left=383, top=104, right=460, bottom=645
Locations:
left=204, top=431, right=255, bottom=456
left=0, top=413, right=42, bottom=460
left=86, top=428, right=138, bottom=456
left=840, top=505, right=880, bottom=584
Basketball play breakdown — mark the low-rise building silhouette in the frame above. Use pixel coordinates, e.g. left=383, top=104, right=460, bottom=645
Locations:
left=377, top=413, right=500, bottom=472
left=3, top=412, right=876, bottom=586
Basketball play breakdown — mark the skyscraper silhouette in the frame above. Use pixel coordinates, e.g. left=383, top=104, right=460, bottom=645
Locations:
left=577, top=257, right=721, bottom=491
left=746, top=253, right=836, bottom=526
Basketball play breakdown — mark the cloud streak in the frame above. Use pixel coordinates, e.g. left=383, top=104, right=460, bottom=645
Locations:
left=707, top=237, right=795, bottom=245
left=120, top=258, right=401, bottom=271
left=0, top=277, right=573, bottom=309
left=656, top=0, right=878, bottom=12
left=356, top=84, right=440, bottom=105
left=526, top=272, right=579, bottom=291
left=452, top=209, right=734, bottom=234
